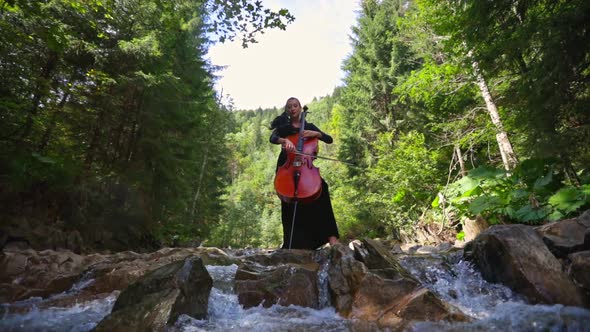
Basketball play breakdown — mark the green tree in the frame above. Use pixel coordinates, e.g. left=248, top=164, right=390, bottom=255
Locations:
left=0, top=0, right=295, bottom=249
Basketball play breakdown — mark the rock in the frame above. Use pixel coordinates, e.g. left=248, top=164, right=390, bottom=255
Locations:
left=327, top=243, right=369, bottom=317
left=233, top=249, right=320, bottom=309
left=0, top=248, right=86, bottom=302
left=356, top=238, right=418, bottom=282
left=463, top=216, right=489, bottom=242
left=93, top=289, right=182, bottom=332
left=239, top=248, right=316, bottom=266
left=388, top=287, right=469, bottom=324
left=416, top=245, right=439, bottom=254
left=0, top=247, right=235, bottom=303
left=93, top=257, right=212, bottom=331
left=569, top=251, right=590, bottom=290
left=568, top=250, right=590, bottom=305
left=234, top=262, right=320, bottom=308
left=436, top=242, right=453, bottom=252
left=328, top=242, right=468, bottom=329
left=465, top=224, right=585, bottom=307
left=535, top=211, right=590, bottom=258
left=401, top=243, right=421, bottom=253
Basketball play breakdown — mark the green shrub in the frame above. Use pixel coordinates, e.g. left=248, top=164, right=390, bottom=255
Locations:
left=433, top=159, right=590, bottom=224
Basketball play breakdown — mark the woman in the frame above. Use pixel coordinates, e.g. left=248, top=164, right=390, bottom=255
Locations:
left=269, top=97, right=340, bottom=249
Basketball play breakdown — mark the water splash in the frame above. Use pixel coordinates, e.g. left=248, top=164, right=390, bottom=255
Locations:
left=316, top=256, right=332, bottom=308
left=2, top=252, right=590, bottom=331
left=170, top=264, right=350, bottom=332
left=399, top=253, right=590, bottom=332
left=0, top=293, right=118, bottom=332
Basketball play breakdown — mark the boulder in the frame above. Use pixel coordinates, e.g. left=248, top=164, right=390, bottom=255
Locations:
left=535, top=210, right=590, bottom=258
left=465, top=224, right=584, bottom=307
left=93, top=257, right=212, bottom=331
left=234, top=262, right=320, bottom=308
left=329, top=242, right=468, bottom=330
left=568, top=250, right=590, bottom=305
left=463, top=216, right=489, bottom=242
left=233, top=248, right=321, bottom=308
left=0, top=247, right=235, bottom=305
left=0, top=248, right=86, bottom=302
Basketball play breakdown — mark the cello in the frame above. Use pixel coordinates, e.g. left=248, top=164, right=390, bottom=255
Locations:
left=274, top=106, right=323, bottom=204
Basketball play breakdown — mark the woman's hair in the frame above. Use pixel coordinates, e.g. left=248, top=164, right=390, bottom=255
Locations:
left=270, top=111, right=289, bottom=129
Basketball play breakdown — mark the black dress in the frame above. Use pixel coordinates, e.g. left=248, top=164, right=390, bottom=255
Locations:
left=270, top=121, right=340, bottom=250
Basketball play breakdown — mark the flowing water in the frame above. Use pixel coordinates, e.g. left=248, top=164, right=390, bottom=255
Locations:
left=1, top=251, right=590, bottom=332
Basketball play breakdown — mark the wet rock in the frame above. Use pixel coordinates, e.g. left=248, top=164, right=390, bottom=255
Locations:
left=239, top=248, right=316, bottom=266
left=0, top=249, right=86, bottom=302
left=416, top=245, right=440, bottom=254
left=93, top=257, right=212, bottom=331
left=356, top=239, right=418, bottom=282
left=231, top=248, right=321, bottom=309
left=93, top=289, right=181, bottom=332
left=328, top=242, right=468, bottom=329
left=536, top=211, right=590, bottom=258
left=327, top=243, right=368, bottom=317
left=465, top=224, right=584, bottom=307
left=234, top=259, right=320, bottom=308
left=569, top=251, right=590, bottom=290
left=568, top=250, right=590, bottom=305
left=0, top=247, right=236, bottom=303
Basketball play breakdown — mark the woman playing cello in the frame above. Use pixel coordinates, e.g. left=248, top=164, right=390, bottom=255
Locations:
left=269, top=97, right=339, bottom=249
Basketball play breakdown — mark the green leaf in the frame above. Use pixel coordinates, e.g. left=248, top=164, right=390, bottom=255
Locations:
left=456, top=230, right=465, bottom=241
left=533, top=170, right=553, bottom=191
left=548, top=187, right=585, bottom=214
left=515, top=205, right=548, bottom=222
left=509, top=189, right=530, bottom=201
left=468, top=195, right=503, bottom=215
left=431, top=194, right=440, bottom=208
left=454, top=176, right=481, bottom=194
left=548, top=210, right=565, bottom=221
left=460, top=185, right=482, bottom=198
left=393, top=190, right=405, bottom=203
left=468, top=165, right=506, bottom=179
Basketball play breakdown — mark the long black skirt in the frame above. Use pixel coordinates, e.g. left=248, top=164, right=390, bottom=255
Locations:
left=281, top=179, right=339, bottom=250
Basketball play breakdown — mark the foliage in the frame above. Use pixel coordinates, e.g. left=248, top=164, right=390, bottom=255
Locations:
left=0, top=0, right=295, bottom=248
left=207, top=0, right=295, bottom=47
left=3, top=0, right=590, bottom=250
left=366, top=131, right=443, bottom=234
left=434, top=160, right=590, bottom=224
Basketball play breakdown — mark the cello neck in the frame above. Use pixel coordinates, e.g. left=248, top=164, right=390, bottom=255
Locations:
left=296, top=107, right=308, bottom=152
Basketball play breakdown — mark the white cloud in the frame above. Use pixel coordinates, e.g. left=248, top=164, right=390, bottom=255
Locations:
left=207, top=0, right=360, bottom=110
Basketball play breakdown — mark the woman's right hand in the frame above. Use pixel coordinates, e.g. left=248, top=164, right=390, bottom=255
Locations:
left=281, top=138, right=296, bottom=152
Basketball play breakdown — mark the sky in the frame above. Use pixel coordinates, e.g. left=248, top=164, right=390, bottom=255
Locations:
left=207, top=0, right=361, bottom=110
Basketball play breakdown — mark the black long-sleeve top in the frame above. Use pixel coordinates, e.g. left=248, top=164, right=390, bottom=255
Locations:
left=269, top=122, right=333, bottom=170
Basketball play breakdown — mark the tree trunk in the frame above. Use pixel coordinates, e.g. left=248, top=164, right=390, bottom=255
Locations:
left=472, top=60, right=518, bottom=171
left=191, top=145, right=210, bottom=218
left=455, top=144, right=467, bottom=177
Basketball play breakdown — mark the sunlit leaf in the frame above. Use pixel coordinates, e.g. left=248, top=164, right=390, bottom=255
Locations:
left=515, top=205, right=548, bottom=222
left=468, top=195, right=503, bottom=215
left=548, top=187, right=585, bottom=214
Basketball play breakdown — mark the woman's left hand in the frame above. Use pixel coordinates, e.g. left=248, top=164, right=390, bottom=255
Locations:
left=302, top=130, right=321, bottom=139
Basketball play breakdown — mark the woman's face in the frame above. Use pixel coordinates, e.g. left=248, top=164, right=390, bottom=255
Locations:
left=286, top=98, right=301, bottom=120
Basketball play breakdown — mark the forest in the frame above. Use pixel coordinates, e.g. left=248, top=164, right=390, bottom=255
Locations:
left=1, top=0, right=589, bottom=251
